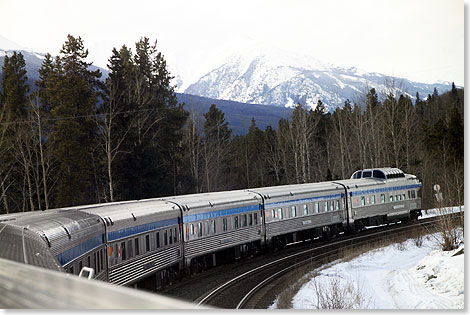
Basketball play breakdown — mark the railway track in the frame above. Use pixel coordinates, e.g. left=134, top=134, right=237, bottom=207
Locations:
left=194, top=216, right=450, bottom=309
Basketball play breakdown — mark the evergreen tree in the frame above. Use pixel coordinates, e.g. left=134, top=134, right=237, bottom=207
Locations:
left=0, top=52, right=30, bottom=213
left=446, top=106, right=464, bottom=159
left=450, top=82, right=461, bottom=108
left=108, top=38, right=188, bottom=200
left=1, top=52, right=29, bottom=120
left=46, top=35, right=102, bottom=207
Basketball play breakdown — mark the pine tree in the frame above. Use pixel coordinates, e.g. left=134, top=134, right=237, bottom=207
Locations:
left=450, top=82, right=461, bottom=108
left=446, top=106, right=464, bottom=159
left=0, top=52, right=30, bottom=213
left=108, top=38, right=188, bottom=200
left=2, top=52, right=29, bottom=120
left=46, top=35, right=102, bottom=207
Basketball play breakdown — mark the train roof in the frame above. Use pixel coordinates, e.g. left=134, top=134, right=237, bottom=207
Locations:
left=162, top=190, right=259, bottom=210
left=78, top=199, right=179, bottom=222
left=248, top=181, right=343, bottom=199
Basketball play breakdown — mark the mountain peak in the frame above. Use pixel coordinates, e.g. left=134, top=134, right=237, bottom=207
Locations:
left=184, top=41, right=452, bottom=111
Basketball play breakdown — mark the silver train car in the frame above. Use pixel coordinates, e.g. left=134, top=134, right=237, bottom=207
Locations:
left=0, top=168, right=421, bottom=288
left=162, top=190, right=263, bottom=272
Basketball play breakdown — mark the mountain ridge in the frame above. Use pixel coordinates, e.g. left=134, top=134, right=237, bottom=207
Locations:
left=183, top=44, right=454, bottom=111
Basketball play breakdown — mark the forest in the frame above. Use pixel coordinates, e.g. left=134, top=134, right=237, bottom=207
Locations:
left=0, top=35, right=464, bottom=214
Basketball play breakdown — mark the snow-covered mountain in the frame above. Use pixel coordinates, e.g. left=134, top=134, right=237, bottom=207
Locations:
left=184, top=42, right=453, bottom=111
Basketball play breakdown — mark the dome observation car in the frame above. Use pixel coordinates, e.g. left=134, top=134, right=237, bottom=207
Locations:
left=350, top=168, right=405, bottom=180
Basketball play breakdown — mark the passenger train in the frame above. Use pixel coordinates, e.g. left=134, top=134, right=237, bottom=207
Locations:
left=0, top=168, right=421, bottom=288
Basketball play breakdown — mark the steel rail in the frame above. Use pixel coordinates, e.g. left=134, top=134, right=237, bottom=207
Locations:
left=198, top=215, right=452, bottom=308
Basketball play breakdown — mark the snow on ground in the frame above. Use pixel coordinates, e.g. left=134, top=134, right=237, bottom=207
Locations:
left=420, top=206, right=464, bottom=219
left=270, top=233, right=464, bottom=309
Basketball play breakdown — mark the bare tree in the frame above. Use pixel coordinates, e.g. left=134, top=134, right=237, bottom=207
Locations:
left=312, top=277, right=371, bottom=309
left=184, top=107, right=202, bottom=193
left=29, top=92, right=51, bottom=210
left=97, top=81, right=135, bottom=202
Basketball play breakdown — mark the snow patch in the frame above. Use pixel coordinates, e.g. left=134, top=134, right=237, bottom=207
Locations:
left=270, top=233, right=464, bottom=309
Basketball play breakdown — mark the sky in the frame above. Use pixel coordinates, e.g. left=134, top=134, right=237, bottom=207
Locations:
left=0, top=0, right=464, bottom=87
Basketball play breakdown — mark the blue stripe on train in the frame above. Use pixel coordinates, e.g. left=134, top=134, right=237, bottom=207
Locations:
left=265, top=193, right=344, bottom=208
left=350, top=184, right=422, bottom=196
left=183, top=204, right=261, bottom=223
left=56, top=234, right=104, bottom=266
left=107, top=217, right=179, bottom=242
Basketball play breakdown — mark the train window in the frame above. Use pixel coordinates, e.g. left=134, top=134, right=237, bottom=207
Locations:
left=272, top=209, right=277, bottom=219
left=248, top=214, right=253, bottom=226
left=402, top=194, right=406, bottom=200
left=265, top=210, right=271, bottom=220
left=128, top=240, right=133, bottom=258
left=361, top=197, right=365, bottom=206
left=96, top=253, right=100, bottom=272
left=254, top=213, right=258, bottom=225
left=352, top=171, right=362, bottom=179
left=373, top=170, right=386, bottom=179
left=330, top=202, right=334, bottom=211
left=242, top=214, right=247, bottom=227
left=336, top=200, right=340, bottom=210
left=390, top=195, right=393, bottom=202
left=101, top=249, right=104, bottom=270
left=303, top=205, right=308, bottom=215
left=223, top=218, right=228, bottom=231
left=291, top=206, right=297, bottom=217
left=164, top=230, right=169, bottom=245
left=235, top=216, right=239, bottom=228
left=362, top=171, right=372, bottom=178
left=189, top=224, right=194, bottom=236
left=135, top=238, right=140, bottom=255
left=146, top=235, right=150, bottom=252
left=70, top=266, right=74, bottom=275
left=174, top=227, right=177, bottom=242
left=211, top=220, right=216, bottom=233
left=277, top=208, right=283, bottom=219
left=169, top=229, right=173, bottom=244
left=93, top=253, right=97, bottom=271
left=79, top=260, right=83, bottom=271
left=411, top=190, right=416, bottom=198
left=371, top=195, right=376, bottom=205
left=324, top=201, right=328, bottom=212
left=381, top=194, right=385, bottom=203
left=315, top=203, right=319, bottom=213
left=156, top=232, right=160, bottom=248
left=121, top=242, right=127, bottom=260
left=87, top=256, right=91, bottom=268
left=203, top=221, right=209, bottom=235
left=395, top=195, right=399, bottom=201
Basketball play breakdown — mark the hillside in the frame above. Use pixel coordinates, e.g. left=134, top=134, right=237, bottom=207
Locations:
left=176, top=93, right=292, bottom=135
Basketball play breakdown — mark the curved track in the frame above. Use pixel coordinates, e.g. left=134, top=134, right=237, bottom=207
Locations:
left=195, top=217, right=446, bottom=309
